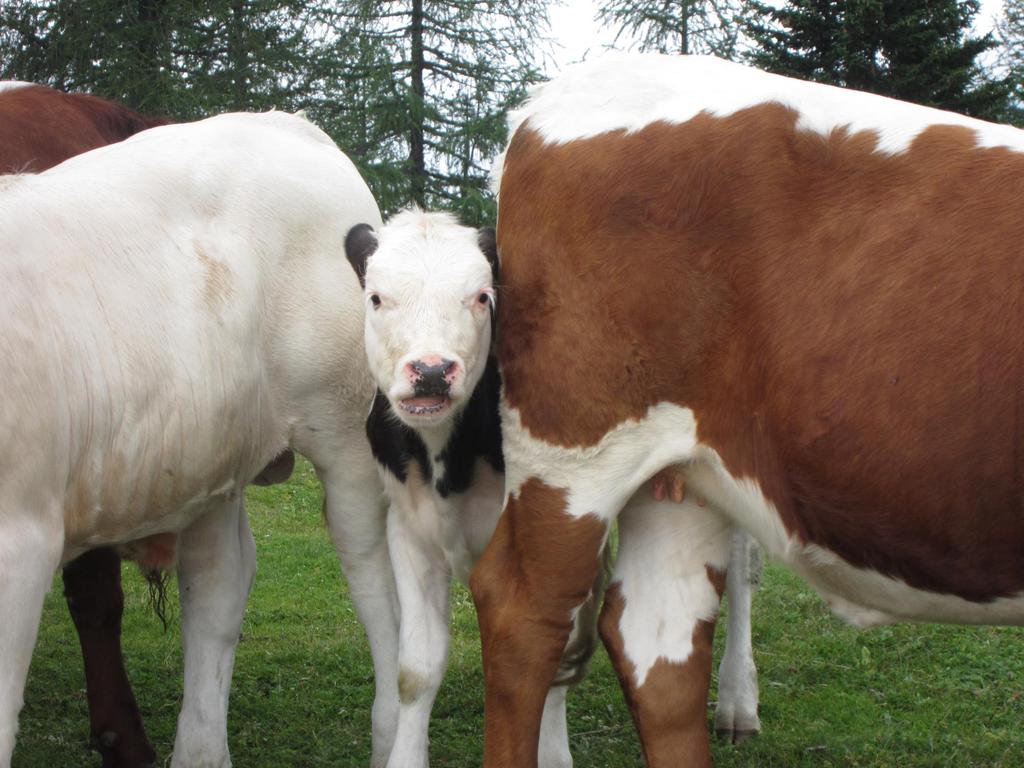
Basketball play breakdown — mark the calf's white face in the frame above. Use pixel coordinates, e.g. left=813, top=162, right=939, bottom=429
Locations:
left=345, top=210, right=497, bottom=428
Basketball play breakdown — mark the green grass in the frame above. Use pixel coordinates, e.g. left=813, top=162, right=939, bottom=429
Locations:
left=15, top=459, right=1024, bottom=766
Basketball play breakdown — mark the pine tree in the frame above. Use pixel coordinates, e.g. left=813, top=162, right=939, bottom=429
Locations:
left=0, top=1, right=553, bottom=224
left=0, top=0, right=340, bottom=118
left=994, top=0, right=1024, bottom=124
left=0, top=0, right=180, bottom=113
left=596, top=0, right=745, bottom=57
left=337, top=0, right=552, bottom=224
left=744, top=0, right=1013, bottom=120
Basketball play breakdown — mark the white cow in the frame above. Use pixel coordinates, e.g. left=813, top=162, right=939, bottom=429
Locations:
left=342, top=209, right=762, bottom=766
left=0, top=112, right=403, bottom=768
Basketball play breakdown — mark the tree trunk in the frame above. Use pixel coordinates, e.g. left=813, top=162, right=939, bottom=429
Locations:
left=410, top=0, right=426, bottom=207
left=131, top=0, right=163, bottom=109
left=680, top=0, right=690, bottom=55
left=230, top=0, right=248, bottom=108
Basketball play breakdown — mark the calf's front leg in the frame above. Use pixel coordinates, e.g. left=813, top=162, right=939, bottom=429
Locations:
left=385, top=499, right=452, bottom=768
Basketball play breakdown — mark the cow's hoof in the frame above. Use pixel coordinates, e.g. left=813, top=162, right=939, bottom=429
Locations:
left=95, top=730, right=119, bottom=749
left=89, top=729, right=159, bottom=768
left=715, top=727, right=760, bottom=745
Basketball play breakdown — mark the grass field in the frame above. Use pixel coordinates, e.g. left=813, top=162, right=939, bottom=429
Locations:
left=15, top=459, right=1024, bottom=767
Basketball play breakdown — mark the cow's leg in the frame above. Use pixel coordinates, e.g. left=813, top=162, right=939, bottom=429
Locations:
left=319, top=452, right=398, bottom=768
left=537, top=686, right=570, bottom=768
left=537, top=547, right=608, bottom=768
left=63, top=547, right=156, bottom=768
left=0, top=513, right=62, bottom=768
left=470, top=478, right=610, bottom=768
left=472, top=397, right=699, bottom=767
left=598, top=487, right=732, bottom=768
left=385, top=499, right=451, bottom=768
left=171, top=496, right=255, bottom=768
left=714, top=529, right=762, bottom=744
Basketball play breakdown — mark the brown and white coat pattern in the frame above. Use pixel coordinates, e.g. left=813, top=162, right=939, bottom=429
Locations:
left=472, top=53, right=1024, bottom=767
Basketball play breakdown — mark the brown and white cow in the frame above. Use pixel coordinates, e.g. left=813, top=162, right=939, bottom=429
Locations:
left=470, top=53, right=1024, bottom=767
left=0, top=81, right=167, bottom=768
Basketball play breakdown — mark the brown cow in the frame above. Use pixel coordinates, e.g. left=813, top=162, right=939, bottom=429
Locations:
left=470, top=53, right=1024, bottom=767
left=0, top=81, right=166, bottom=768
left=0, top=83, right=164, bottom=173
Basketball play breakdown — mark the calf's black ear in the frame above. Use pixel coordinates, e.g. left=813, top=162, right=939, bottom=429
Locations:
left=345, top=223, right=379, bottom=288
left=478, top=227, right=499, bottom=287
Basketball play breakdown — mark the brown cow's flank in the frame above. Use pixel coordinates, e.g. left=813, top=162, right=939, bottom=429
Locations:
left=497, top=107, right=1024, bottom=602
left=470, top=478, right=607, bottom=768
left=0, top=85, right=166, bottom=174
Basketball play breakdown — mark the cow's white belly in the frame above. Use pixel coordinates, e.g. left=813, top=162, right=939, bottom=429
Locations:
left=687, top=450, right=1024, bottom=626
left=59, top=370, right=281, bottom=559
left=500, top=399, right=1024, bottom=628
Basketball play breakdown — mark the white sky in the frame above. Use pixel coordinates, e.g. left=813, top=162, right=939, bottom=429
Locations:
left=547, top=0, right=1006, bottom=76
left=547, top=2, right=619, bottom=72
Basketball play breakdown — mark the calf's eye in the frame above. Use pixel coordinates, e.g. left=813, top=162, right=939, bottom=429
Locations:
left=478, top=292, right=490, bottom=305
left=370, top=294, right=382, bottom=309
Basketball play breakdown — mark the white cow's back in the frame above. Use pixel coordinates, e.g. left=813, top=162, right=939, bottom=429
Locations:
left=0, top=111, right=380, bottom=559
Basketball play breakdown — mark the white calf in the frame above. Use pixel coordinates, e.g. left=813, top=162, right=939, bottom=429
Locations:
left=0, top=112, right=404, bottom=768
left=343, top=210, right=763, bottom=765
left=344, top=210, right=605, bottom=768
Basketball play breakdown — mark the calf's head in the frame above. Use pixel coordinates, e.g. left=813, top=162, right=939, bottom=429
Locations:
left=346, top=210, right=498, bottom=428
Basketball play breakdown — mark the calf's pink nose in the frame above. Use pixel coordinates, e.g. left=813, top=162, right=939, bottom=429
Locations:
left=406, top=357, right=459, bottom=388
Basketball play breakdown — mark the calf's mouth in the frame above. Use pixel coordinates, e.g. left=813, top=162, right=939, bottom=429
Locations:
left=399, top=395, right=451, bottom=415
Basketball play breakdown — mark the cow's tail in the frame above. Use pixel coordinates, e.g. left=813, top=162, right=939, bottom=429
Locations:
left=144, top=567, right=172, bottom=632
